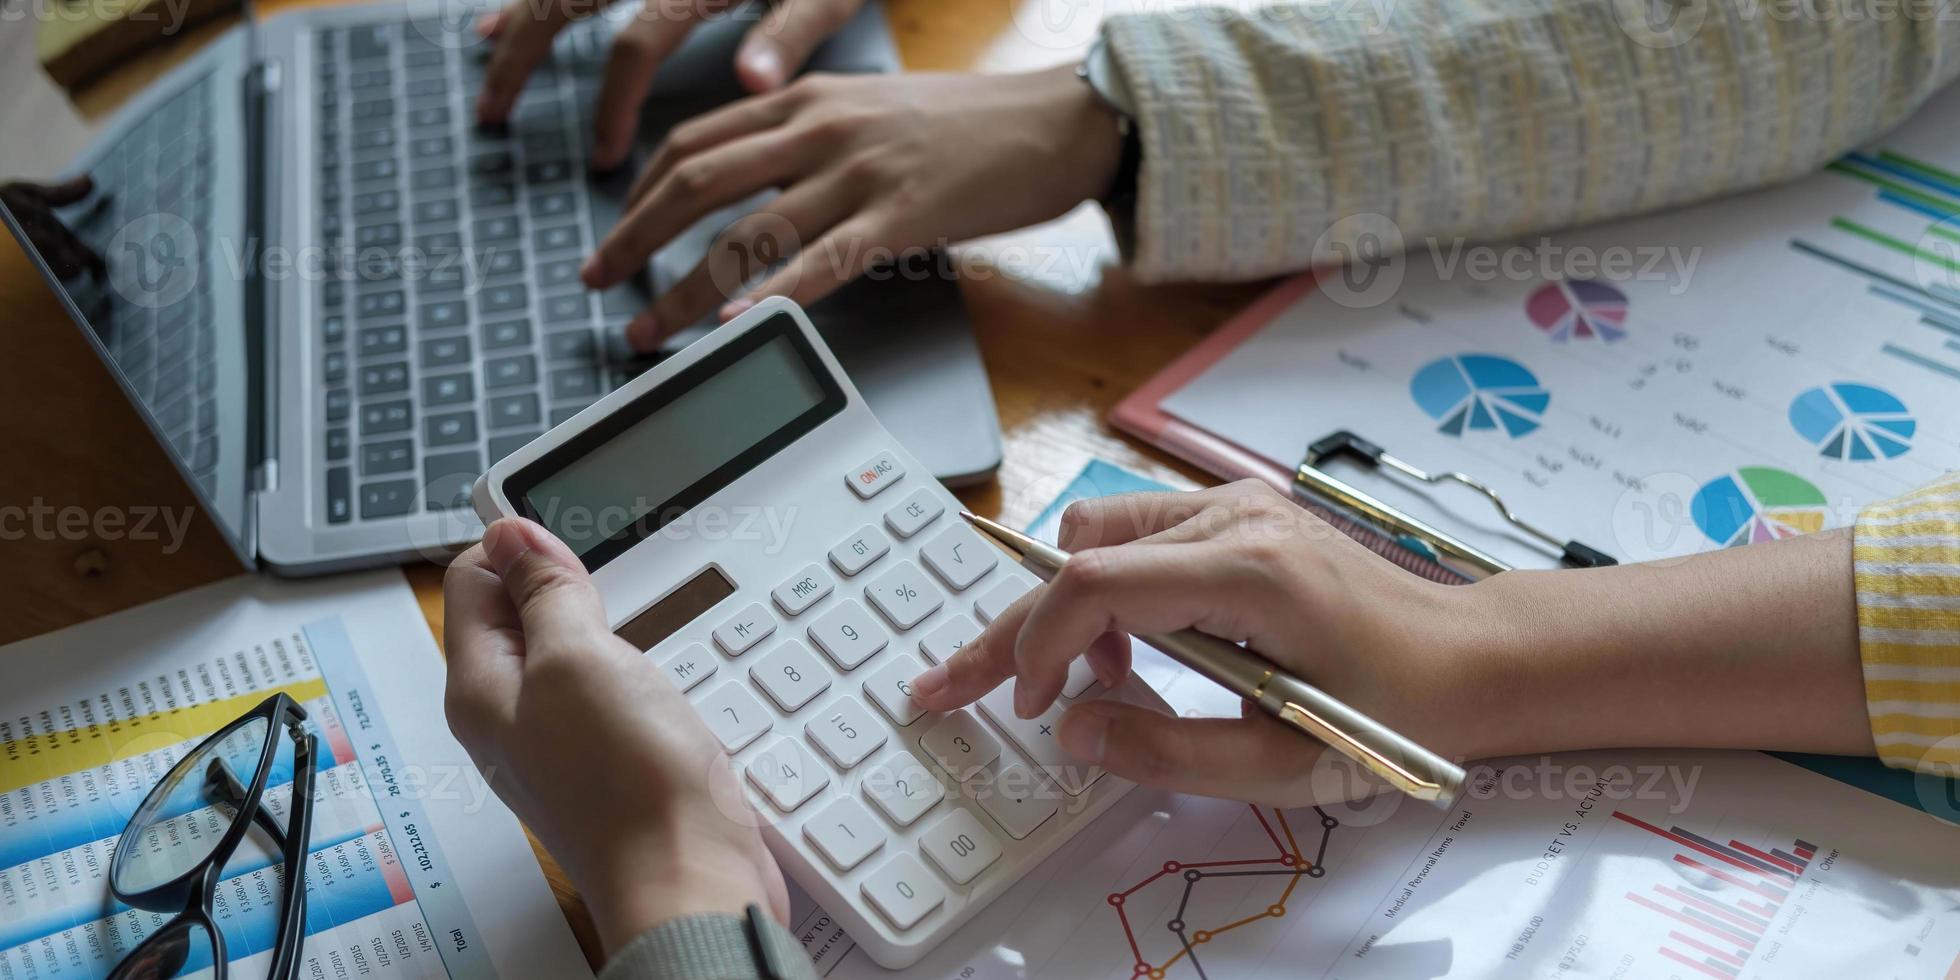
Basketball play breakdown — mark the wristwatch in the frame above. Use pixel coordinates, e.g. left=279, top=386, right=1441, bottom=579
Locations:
left=1078, top=35, right=1143, bottom=209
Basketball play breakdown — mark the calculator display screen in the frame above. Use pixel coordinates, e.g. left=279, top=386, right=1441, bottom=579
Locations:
left=507, top=315, right=847, bottom=569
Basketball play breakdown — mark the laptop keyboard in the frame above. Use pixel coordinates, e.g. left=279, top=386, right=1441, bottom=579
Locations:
left=63, top=73, right=223, bottom=500
left=313, top=17, right=647, bottom=524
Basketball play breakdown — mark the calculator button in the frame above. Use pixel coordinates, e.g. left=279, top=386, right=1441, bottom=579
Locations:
left=804, top=798, right=883, bottom=872
left=977, top=684, right=1100, bottom=796
left=863, top=654, right=928, bottom=726
left=863, top=752, right=946, bottom=826
left=919, top=710, right=1001, bottom=782
left=829, top=524, right=891, bottom=576
left=806, top=697, right=888, bottom=769
left=745, top=737, right=829, bottom=812
left=846, top=451, right=904, bottom=499
left=883, top=488, right=943, bottom=539
left=866, top=561, right=945, bottom=631
left=920, top=526, right=998, bottom=592
left=751, top=642, right=832, bottom=712
left=771, top=564, right=835, bottom=616
left=976, top=763, right=1059, bottom=839
left=808, top=600, right=889, bottom=670
left=919, top=808, right=1004, bottom=885
left=698, top=683, right=773, bottom=753
left=918, top=615, right=979, bottom=665
left=974, top=577, right=1035, bottom=624
left=658, top=643, right=717, bottom=692
left=861, top=854, right=945, bottom=930
left=712, top=602, right=776, bottom=656
left=1062, top=659, right=1099, bottom=699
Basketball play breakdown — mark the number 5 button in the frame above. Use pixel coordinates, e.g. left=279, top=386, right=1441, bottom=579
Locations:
left=920, top=809, right=1003, bottom=884
left=807, top=697, right=887, bottom=769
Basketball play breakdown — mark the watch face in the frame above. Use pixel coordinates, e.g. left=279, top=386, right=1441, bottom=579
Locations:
left=1081, top=38, right=1136, bottom=121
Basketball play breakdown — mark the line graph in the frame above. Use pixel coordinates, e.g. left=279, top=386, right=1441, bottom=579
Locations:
left=1107, top=805, right=1339, bottom=979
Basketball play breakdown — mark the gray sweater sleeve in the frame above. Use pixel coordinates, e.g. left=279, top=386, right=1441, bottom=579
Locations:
left=596, top=912, right=819, bottom=980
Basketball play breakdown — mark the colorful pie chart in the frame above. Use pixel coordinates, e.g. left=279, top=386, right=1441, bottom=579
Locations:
left=1410, top=354, right=1550, bottom=438
left=1526, top=279, right=1629, bottom=342
left=1788, top=382, right=1915, bottom=461
left=1690, top=466, right=1830, bottom=547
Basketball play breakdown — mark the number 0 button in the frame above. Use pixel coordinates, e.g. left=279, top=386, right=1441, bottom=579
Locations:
left=862, top=854, right=946, bottom=930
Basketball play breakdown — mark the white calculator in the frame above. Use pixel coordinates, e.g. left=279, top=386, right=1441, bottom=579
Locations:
left=472, top=297, right=1166, bottom=968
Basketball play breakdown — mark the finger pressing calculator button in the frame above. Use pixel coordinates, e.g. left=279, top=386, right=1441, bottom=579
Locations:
left=921, top=526, right=998, bottom=592
left=807, top=697, right=888, bottom=769
left=977, top=684, right=1101, bottom=796
left=847, top=451, right=904, bottom=499
left=771, top=563, right=835, bottom=616
left=829, top=524, right=891, bottom=577
left=866, top=561, right=946, bottom=631
left=804, top=798, right=883, bottom=872
left=712, top=602, right=776, bottom=657
left=658, top=643, right=718, bottom=693
left=861, top=854, right=945, bottom=930
left=974, top=576, right=1035, bottom=624
left=919, top=710, right=1001, bottom=782
left=745, top=737, right=829, bottom=812
left=918, top=615, right=979, bottom=666
left=976, top=763, right=1059, bottom=840
left=883, top=488, right=943, bottom=539
left=751, top=642, right=832, bottom=712
left=919, top=808, right=1004, bottom=885
left=1061, top=658, right=1098, bottom=699
left=808, top=600, right=889, bottom=670
left=863, top=654, right=928, bottom=726
left=863, top=753, right=946, bottom=827
left=698, top=683, right=773, bottom=753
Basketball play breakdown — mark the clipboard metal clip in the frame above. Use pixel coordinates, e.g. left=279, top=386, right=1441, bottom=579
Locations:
left=1297, top=430, right=1617, bottom=573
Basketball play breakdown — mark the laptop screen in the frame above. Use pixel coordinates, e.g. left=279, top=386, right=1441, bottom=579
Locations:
left=1, top=29, right=259, bottom=562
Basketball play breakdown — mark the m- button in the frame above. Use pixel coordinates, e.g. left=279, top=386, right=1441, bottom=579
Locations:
left=846, top=450, right=905, bottom=499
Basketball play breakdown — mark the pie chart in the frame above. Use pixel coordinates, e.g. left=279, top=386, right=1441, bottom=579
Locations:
left=1409, top=354, right=1550, bottom=438
left=1690, top=466, right=1830, bottom=547
left=1788, top=382, right=1915, bottom=461
left=1525, top=279, right=1629, bottom=342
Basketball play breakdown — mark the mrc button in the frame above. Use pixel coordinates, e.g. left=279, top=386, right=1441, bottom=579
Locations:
left=846, top=451, right=905, bottom=499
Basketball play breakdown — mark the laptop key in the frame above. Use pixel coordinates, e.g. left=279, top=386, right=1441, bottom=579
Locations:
left=408, top=105, right=450, bottom=128
left=426, top=410, right=478, bottom=446
left=489, top=431, right=542, bottom=462
left=321, top=315, right=345, bottom=345
left=353, top=159, right=398, bottom=183
left=410, top=135, right=453, bottom=158
left=413, top=198, right=458, bottom=223
left=358, top=362, right=409, bottom=395
left=323, top=351, right=348, bottom=384
left=543, top=293, right=589, bottom=322
left=525, top=159, right=572, bottom=185
left=423, top=372, right=473, bottom=406
left=327, top=467, right=352, bottom=523
left=421, top=335, right=470, bottom=367
left=484, top=248, right=524, bottom=279
left=489, top=393, right=540, bottom=428
left=423, top=450, right=482, bottom=511
left=474, top=215, right=520, bottom=243
left=405, top=76, right=446, bottom=99
left=485, top=355, right=537, bottom=389
left=347, top=24, right=391, bottom=61
left=539, top=257, right=579, bottom=290
left=326, top=427, right=349, bottom=461
left=349, top=67, right=391, bottom=89
left=404, top=48, right=445, bottom=69
left=479, top=283, right=528, bottom=314
left=530, top=190, right=575, bottom=219
left=355, top=222, right=401, bottom=248
left=533, top=225, right=579, bottom=253
left=483, top=319, right=531, bottom=349
left=472, top=181, right=515, bottom=207
left=352, top=187, right=398, bottom=213
left=410, top=168, right=455, bottom=192
left=420, top=300, right=467, bottom=331
left=361, top=438, right=414, bottom=475
left=325, top=387, right=351, bottom=422
left=357, top=325, right=407, bottom=357
left=359, top=479, right=417, bottom=519
left=550, top=367, right=600, bottom=400
left=357, top=291, right=404, bottom=321
left=546, top=330, right=595, bottom=361
left=360, top=400, right=412, bottom=435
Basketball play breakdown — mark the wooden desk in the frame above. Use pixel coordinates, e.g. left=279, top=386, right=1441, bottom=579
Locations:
left=19, top=0, right=1275, bottom=964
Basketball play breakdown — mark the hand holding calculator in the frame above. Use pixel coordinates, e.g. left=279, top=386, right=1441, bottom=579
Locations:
left=472, top=298, right=1168, bottom=967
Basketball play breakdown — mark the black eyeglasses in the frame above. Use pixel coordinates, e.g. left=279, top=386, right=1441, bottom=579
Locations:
left=108, top=693, right=319, bottom=980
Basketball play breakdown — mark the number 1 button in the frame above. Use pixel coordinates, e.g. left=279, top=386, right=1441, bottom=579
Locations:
left=804, top=798, right=883, bottom=871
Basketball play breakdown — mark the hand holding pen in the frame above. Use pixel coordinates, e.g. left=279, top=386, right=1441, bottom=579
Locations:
left=907, top=481, right=1481, bottom=807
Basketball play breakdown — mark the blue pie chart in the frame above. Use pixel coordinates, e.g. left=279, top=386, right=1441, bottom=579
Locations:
left=1410, top=354, right=1551, bottom=438
left=1788, top=382, right=1915, bottom=461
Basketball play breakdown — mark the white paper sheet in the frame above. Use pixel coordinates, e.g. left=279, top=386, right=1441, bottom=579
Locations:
left=0, top=570, right=592, bottom=979
left=1161, top=87, right=1960, bottom=569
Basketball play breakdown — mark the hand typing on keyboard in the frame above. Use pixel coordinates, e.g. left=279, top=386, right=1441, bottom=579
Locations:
left=908, top=480, right=1495, bottom=807
left=473, top=0, right=868, bottom=167
left=442, top=517, right=790, bottom=956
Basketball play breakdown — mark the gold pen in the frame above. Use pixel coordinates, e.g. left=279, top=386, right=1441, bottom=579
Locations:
left=960, top=511, right=1466, bottom=804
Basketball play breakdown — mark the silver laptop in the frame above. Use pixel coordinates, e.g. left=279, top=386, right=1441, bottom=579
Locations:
left=1, top=0, right=1001, bottom=575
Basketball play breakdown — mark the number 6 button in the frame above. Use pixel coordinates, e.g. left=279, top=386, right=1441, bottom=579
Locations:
left=920, top=809, right=1003, bottom=884
left=862, top=854, right=946, bottom=930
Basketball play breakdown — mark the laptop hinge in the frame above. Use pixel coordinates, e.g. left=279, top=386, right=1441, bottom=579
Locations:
left=245, top=56, right=281, bottom=494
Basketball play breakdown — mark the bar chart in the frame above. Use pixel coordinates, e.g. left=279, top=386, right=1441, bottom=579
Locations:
left=1613, top=810, right=1816, bottom=979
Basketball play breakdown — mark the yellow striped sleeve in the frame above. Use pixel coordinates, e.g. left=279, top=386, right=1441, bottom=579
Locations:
left=1855, top=473, right=1960, bottom=774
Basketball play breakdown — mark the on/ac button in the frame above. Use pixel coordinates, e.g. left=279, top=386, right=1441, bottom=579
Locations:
left=846, top=450, right=905, bottom=499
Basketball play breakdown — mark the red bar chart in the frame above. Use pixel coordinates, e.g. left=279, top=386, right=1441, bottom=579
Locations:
left=1614, top=810, right=1820, bottom=978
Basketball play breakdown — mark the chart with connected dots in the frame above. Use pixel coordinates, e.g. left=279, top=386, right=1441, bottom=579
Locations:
left=1109, top=805, right=1339, bottom=979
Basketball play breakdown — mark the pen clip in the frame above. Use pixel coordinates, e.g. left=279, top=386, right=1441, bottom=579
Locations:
left=1278, top=701, right=1447, bottom=802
